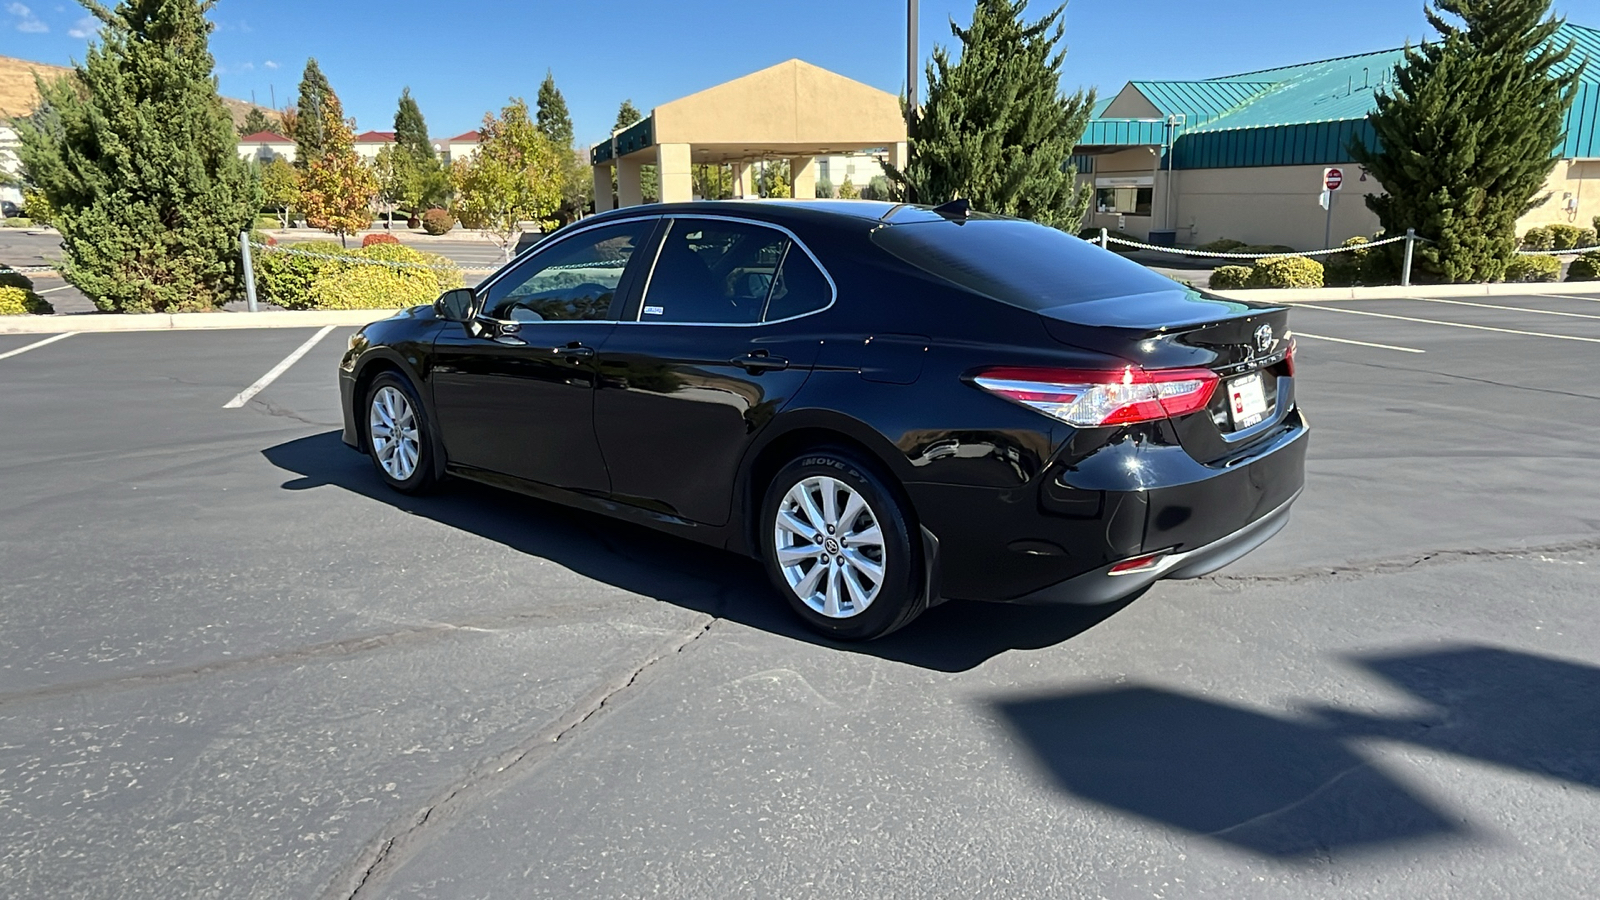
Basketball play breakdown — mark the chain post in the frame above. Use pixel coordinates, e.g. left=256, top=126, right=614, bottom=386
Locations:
left=1099, top=227, right=1109, bottom=250
left=1402, top=228, right=1416, bottom=288
left=240, top=232, right=258, bottom=312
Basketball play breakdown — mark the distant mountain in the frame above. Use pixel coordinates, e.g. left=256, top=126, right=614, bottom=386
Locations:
left=0, top=55, right=274, bottom=129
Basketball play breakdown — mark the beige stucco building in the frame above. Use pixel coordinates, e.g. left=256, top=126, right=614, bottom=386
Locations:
left=1076, top=25, right=1600, bottom=250
left=589, top=59, right=907, bottom=209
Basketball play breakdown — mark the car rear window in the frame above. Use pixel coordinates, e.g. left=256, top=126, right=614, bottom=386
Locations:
left=870, top=218, right=1178, bottom=310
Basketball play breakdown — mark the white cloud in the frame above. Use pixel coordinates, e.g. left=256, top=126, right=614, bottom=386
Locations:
left=8, top=2, right=48, bottom=32
left=264, top=60, right=279, bottom=70
left=67, top=14, right=94, bottom=38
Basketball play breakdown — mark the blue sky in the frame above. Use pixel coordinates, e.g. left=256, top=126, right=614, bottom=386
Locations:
left=5, top=0, right=1600, bottom=145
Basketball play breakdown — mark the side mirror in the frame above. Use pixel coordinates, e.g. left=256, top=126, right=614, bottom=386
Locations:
left=435, top=288, right=476, bottom=322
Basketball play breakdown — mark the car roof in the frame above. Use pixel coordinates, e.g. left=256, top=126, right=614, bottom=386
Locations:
left=581, top=199, right=988, bottom=232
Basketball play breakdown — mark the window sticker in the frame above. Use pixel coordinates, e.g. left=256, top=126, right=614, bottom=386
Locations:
left=643, top=305, right=665, bottom=316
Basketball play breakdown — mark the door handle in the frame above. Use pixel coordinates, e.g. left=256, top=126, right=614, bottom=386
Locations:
left=732, top=351, right=789, bottom=373
left=555, top=343, right=595, bottom=361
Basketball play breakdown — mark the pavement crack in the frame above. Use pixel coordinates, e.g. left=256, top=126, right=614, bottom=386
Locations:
left=1204, top=539, right=1600, bottom=586
left=1333, top=357, right=1600, bottom=403
left=247, top=398, right=339, bottom=428
left=328, top=615, right=716, bottom=900
left=1203, top=763, right=1369, bottom=839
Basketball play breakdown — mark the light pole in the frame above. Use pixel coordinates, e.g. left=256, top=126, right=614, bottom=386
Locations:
left=907, top=0, right=919, bottom=116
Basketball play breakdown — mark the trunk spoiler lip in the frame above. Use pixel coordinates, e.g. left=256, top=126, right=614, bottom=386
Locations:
left=1035, top=289, right=1288, bottom=333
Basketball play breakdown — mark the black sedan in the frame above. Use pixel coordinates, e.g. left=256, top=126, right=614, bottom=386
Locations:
left=339, top=200, right=1306, bottom=640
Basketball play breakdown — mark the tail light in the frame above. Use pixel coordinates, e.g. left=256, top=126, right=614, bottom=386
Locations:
left=1283, top=336, right=1298, bottom=376
left=973, top=365, right=1219, bottom=427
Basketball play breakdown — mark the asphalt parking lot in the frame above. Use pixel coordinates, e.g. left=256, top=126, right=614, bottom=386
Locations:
left=1, top=293, right=1597, bottom=899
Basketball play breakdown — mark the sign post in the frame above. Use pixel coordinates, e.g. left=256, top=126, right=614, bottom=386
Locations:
left=1322, top=167, right=1344, bottom=249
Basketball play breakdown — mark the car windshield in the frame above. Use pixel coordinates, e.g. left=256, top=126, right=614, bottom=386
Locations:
left=870, top=217, right=1179, bottom=310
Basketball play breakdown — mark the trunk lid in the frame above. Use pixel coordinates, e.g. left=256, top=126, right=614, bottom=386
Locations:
left=1039, top=289, right=1295, bottom=461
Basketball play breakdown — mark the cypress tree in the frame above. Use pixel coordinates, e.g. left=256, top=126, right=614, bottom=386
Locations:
left=393, top=87, right=434, bottom=161
left=292, top=58, right=334, bottom=170
left=1353, top=0, right=1582, bottom=283
left=886, top=0, right=1096, bottom=230
left=536, top=71, right=575, bottom=150
left=15, top=0, right=258, bottom=313
left=238, top=106, right=272, bottom=137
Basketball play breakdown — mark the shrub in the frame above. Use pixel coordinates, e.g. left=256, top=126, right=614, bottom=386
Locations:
left=2, top=217, right=33, bottom=228
left=1196, top=238, right=1247, bottom=254
left=1565, top=251, right=1600, bottom=282
left=421, top=208, right=454, bottom=235
left=406, top=215, right=421, bottom=229
left=1504, top=254, right=1561, bottom=283
left=307, top=244, right=453, bottom=310
left=362, top=232, right=402, bottom=248
left=1522, top=226, right=1555, bottom=251
left=0, top=285, right=53, bottom=315
left=1237, top=244, right=1297, bottom=255
left=256, top=215, right=282, bottom=231
left=1209, top=266, right=1253, bottom=290
left=255, top=240, right=353, bottom=310
left=1324, top=236, right=1372, bottom=287
left=0, top=267, right=35, bottom=291
left=1246, top=256, right=1325, bottom=289
left=1547, top=223, right=1595, bottom=251
left=20, top=188, right=52, bottom=226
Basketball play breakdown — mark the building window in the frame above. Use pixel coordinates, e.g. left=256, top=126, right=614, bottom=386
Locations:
left=1095, top=187, right=1153, bottom=217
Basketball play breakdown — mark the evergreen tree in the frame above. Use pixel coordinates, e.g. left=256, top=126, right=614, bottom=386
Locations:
left=1352, top=0, right=1582, bottom=283
left=238, top=106, right=272, bottom=136
left=613, top=99, right=643, bottom=132
left=887, top=0, right=1096, bottom=230
left=15, top=0, right=259, bottom=313
left=292, top=58, right=335, bottom=170
left=393, top=87, right=434, bottom=161
left=537, top=71, right=575, bottom=150
left=610, top=99, right=657, bottom=203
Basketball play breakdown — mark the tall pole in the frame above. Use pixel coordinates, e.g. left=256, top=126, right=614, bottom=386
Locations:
left=907, top=0, right=919, bottom=115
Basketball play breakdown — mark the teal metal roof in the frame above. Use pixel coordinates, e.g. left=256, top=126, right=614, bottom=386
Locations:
left=1193, top=47, right=1409, bottom=132
left=1079, top=118, right=1168, bottom=147
left=1127, top=80, right=1276, bottom=126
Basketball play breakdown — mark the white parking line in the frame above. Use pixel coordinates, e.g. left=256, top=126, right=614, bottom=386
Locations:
left=0, top=331, right=77, bottom=361
left=1543, top=293, right=1600, bottom=304
left=1292, top=332, right=1426, bottom=353
left=223, top=326, right=336, bottom=409
left=1404, top=296, right=1600, bottom=320
left=1295, top=304, right=1600, bottom=344
left=35, top=284, right=75, bottom=295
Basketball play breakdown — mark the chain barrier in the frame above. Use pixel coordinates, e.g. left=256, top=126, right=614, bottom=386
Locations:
left=1515, top=245, right=1600, bottom=257
left=1, top=265, right=60, bottom=276
left=1103, top=233, right=1418, bottom=260
left=248, top=242, right=499, bottom=273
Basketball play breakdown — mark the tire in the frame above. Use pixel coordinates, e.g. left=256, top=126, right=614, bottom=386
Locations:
left=363, top=372, right=439, bottom=494
left=760, top=449, right=924, bottom=641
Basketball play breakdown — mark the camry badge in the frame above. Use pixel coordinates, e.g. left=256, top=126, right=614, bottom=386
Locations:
left=1255, top=324, right=1275, bottom=353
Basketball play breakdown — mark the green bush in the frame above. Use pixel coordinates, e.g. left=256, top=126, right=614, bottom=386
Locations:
left=0, top=285, right=53, bottom=315
left=1522, top=226, right=1555, bottom=251
left=1504, top=254, right=1561, bottom=283
left=255, top=215, right=283, bottom=231
left=1547, top=223, right=1595, bottom=251
left=1566, top=251, right=1600, bottom=282
left=1196, top=238, right=1247, bottom=254
left=421, top=208, right=454, bottom=236
left=307, top=244, right=454, bottom=310
left=0, top=268, right=35, bottom=291
left=1237, top=244, right=1297, bottom=255
left=255, top=240, right=352, bottom=310
left=2, top=217, right=33, bottom=228
left=1209, top=266, right=1253, bottom=290
left=1245, top=256, right=1325, bottom=289
left=1323, top=236, right=1370, bottom=287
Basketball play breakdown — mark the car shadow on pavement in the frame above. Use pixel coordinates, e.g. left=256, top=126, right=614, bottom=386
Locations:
left=262, top=431, right=1137, bottom=673
left=993, top=644, right=1600, bottom=857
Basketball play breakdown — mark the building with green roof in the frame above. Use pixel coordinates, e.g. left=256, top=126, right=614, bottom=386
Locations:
left=1074, top=23, right=1600, bottom=250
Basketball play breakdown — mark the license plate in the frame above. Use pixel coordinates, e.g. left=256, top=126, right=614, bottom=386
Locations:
left=1228, top=373, right=1269, bottom=429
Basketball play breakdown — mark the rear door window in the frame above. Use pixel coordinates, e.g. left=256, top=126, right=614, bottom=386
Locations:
left=642, top=219, right=789, bottom=324
left=763, top=246, right=832, bottom=322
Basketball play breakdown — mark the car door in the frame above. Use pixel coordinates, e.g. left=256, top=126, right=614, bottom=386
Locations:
left=593, top=216, right=834, bottom=526
left=431, top=218, right=659, bottom=493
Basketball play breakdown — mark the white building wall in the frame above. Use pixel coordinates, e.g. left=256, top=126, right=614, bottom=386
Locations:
left=814, top=152, right=888, bottom=190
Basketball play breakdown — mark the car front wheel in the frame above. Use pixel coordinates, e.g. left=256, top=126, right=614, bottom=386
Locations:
left=364, top=372, right=438, bottom=494
left=761, top=449, right=923, bottom=641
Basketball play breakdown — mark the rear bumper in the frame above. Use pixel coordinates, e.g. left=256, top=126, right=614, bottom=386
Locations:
left=1007, top=487, right=1300, bottom=605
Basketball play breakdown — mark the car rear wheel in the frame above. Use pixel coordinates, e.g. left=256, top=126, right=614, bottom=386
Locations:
left=761, top=449, right=923, bottom=641
left=365, top=372, right=438, bottom=494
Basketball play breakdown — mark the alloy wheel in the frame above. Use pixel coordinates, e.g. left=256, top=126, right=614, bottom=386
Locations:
left=369, top=385, right=421, bottom=482
left=773, top=475, right=887, bottom=619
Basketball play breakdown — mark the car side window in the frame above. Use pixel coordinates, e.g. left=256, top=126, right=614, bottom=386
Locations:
left=641, top=219, right=790, bottom=324
left=763, top=245, right=832, bottom=322
left=484, top=221, right=652, bottom=323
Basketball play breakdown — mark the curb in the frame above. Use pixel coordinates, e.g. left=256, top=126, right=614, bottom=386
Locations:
left=1210, top=283, right=1600, bottom=302
left=0, top=309, right=403, bottom=335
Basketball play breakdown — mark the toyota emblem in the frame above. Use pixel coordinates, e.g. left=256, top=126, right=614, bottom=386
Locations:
left=1255, top=324, right=1275, bottom=353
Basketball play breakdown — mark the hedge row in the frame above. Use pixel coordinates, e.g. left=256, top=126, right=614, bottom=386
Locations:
left=254, top=242, right=463, bottom=310
left=0, top=285, right=53, bottom=315
left=1210, top=256, right=1325, bottom=290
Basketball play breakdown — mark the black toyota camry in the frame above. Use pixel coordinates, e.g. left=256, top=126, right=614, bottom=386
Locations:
left=339, top=200, right=1307, bottom=640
